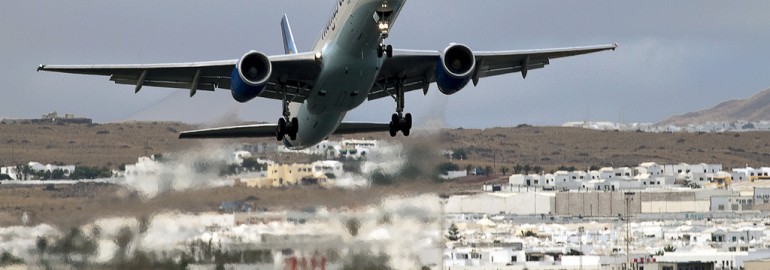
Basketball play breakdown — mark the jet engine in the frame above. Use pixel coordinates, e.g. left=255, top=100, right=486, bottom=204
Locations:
left=435, top=44, right=476, bottom=95
left=231, top=51, right=272, bottom=103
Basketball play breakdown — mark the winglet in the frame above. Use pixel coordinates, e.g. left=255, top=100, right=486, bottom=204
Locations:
left=281, top=14, right=298, bottom=55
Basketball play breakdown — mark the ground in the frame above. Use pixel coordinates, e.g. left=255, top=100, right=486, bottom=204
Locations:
left=2, top=121, right=770, bottom=230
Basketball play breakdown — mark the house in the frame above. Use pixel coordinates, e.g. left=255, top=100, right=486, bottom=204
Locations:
left=637, top=162, right=664, bottom=176
left=732, top=167, right=770, bottom=182
left=710, top=195, right=754, bottom=212
left=753, top=187, right=770, bottom=205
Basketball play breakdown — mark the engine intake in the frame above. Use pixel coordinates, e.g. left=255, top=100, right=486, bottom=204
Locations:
left=231, top=51, right=272, bottom=102
left=435, top=44, right=476, bottom=95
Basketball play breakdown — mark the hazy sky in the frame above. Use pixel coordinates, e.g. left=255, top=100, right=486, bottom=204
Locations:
left=2, top=0, right=770, bottom=128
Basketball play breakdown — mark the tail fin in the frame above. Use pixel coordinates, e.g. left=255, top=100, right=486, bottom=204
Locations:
left=281, top=14, right=298, bottom=55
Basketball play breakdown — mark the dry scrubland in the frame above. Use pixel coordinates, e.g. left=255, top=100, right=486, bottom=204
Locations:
left=2, top=121, right=770, bottom=229
left=2, top=121, right=770, bottom=171
left=0, top=181, right=474, bottom=229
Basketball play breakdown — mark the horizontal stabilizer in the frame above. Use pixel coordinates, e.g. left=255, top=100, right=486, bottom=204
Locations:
left=179, top=124, right=277, bottom=139
left=179, top=122, right=391, bottom=139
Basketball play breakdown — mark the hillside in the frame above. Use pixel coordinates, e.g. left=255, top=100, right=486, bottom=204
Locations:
left=660, top=87, right=770, bottom=126
left=2, top=121, right=770, bottom=172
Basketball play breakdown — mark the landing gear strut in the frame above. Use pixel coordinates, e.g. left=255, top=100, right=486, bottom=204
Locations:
left=388, top=79, right=412, bottom=137
left=276, top=85, right=298, bottom=141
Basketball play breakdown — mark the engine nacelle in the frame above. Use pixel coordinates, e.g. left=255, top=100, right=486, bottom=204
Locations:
left=231, top=51, right=272, bottom=103
left=435, top=44, right=476, bottom=95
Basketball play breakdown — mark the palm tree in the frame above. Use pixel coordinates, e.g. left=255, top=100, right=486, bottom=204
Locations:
left=500, top=166, right=510, bottom=176
left=514, top=163, right=523, bottom=174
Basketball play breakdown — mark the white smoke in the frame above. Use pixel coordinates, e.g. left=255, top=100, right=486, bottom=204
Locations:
left=360, top=141, right=406, bottom=176
left=122, top=142, right=239, bottom=198
left=0, top=224, right=60, bottom=262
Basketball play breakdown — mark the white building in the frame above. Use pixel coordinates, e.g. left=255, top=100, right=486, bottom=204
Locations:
left=733, top=167, right=770, bottom=182
left=637, top=162, right=664, bottom=176
left=310, top=160, right=343, bottom=178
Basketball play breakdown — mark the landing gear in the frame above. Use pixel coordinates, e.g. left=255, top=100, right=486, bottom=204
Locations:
left=275, top=117, right=298, bottom=141
left=376, top=6, right=393, bottom=59
left=389, top=112, right=412, bottom=137
left=275, top=84, right=298, bottom=141
left=388, top=79, right=412, bottom=137
left=377, top=44, right=393, bottom=58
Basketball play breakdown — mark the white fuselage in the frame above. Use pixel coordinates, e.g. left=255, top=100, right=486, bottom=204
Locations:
left=285, top=0, right=406, bottom=149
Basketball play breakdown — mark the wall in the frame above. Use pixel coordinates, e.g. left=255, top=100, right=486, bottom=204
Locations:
left=554, top=191, right=713, bottom=216
left=445, top=193, right=554, bottom=214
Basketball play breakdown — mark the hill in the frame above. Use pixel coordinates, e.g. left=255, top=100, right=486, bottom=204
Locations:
left=660, top=87, right=770, bottom=126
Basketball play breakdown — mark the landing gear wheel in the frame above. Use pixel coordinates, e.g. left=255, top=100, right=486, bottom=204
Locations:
left=288, top=117, right=299, bottom=141
left=404, top=113, right=412, bottom=130
left=401, top=113, right=412, bottom=136
left=377, top=45, right=384, bottom=58
left=276, top=118, right=287, bottom=141
left=389, top=113, right=400, bottom=137
left=386, top=45, right=393, bottom=58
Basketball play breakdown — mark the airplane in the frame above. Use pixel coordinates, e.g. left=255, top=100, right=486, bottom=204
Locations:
left=38, top=0, right=616, bottom=150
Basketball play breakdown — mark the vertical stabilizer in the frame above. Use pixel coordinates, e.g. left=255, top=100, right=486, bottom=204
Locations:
left=281, top=14, right=298, bottom=55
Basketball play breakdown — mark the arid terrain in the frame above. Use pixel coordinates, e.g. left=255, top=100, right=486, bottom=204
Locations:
left=2, top=121, right=770, bottom=230
left=2, top=121, right=770, bottom=171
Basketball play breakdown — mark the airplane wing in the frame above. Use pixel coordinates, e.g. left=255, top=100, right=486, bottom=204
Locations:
left=179, top=122, right=390, bottom=139
left=37, top=52, right=320, bottom=102
left=368, top=44, right=617, bottom=100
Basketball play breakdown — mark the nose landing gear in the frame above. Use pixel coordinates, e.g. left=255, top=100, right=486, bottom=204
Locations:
left=377, top=44, right=393, bottom=58
left=275, top=84, right=298, bottom=141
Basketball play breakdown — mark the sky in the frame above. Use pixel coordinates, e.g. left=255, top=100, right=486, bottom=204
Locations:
left=2, top=0, right=770, bottom=128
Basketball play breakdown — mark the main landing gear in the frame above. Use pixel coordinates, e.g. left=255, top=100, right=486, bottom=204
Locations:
left=388, top=79, right=412, bottom=137
left=276, top=85, right=298, bottom=141
left=389, top=112, right=411, bottom=137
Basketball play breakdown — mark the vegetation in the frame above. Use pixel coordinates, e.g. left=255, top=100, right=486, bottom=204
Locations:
left=345, top=218, right=361, bottom=237
left=69, top=166, right=112, bottom=179
left=451, top=148, right=468, bottom=160
left=447, top=223, right=461, bottom=241
left=437, top=162, right=460, bottom=175
left=565, top=249, right=584, bottom=256
left=342, top=252, right=392, bottom=270
left=241, top=157, right=267, bottom=171
left=0, top=252, right=24, bottom=266
left=50, top=228, right=98, bottom=263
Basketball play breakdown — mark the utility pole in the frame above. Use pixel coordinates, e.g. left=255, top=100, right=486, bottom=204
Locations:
left=624, top=192, right=635, bottom=270
left=579, top=226, right=585, bottom=270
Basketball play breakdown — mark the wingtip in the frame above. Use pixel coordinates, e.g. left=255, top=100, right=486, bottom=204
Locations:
left=37, top=65, right=45, bottom=72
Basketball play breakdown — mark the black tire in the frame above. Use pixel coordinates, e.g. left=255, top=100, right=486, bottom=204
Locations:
left=391, top=113, right=400, bottom=131
left=276, top=118, right=286, bottom=141
left=403, top=127, right=410, bottom=137
left=389, top=121, right=397, bottom=137
left=404, top=113, right=412, bottom=130
left=386, top=45, right=393, bottom=58
left=275, top=128, right=283, bottom=141
left=291, top=117, right=299, bottom=135
left=377, top=46, right=384, bottom=58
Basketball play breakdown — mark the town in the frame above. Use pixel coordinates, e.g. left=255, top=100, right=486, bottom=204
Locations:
left=1, top=135, right=770, bottom=270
